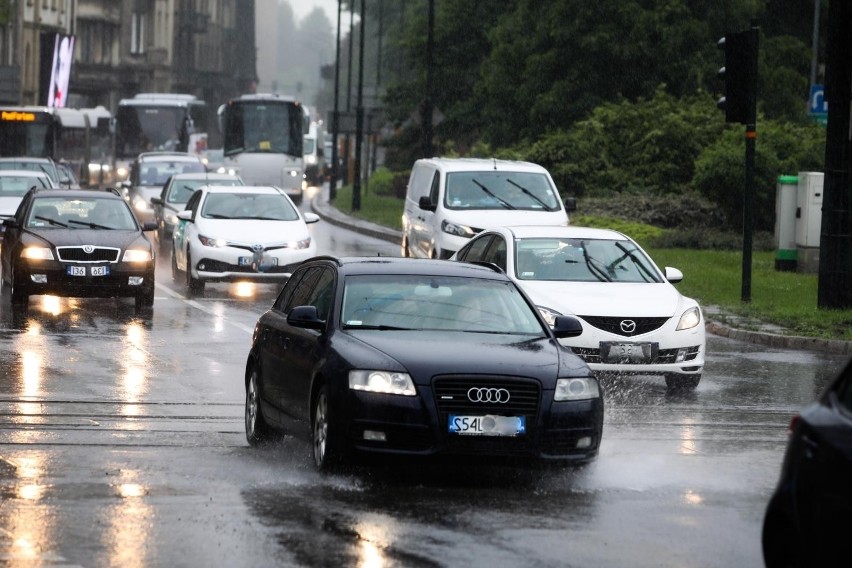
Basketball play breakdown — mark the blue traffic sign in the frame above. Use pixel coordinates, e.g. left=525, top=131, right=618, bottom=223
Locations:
left=809, top=84, right=828, bottom=116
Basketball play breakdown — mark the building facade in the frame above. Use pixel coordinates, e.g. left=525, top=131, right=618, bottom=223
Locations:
left=0, top=0, right=256, bottom=115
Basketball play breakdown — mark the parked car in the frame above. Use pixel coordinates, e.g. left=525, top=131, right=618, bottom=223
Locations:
left=122, top=151, right=206, bottom=225
left=452, top=225, right=705, bottom=389
left=0, top=188, right=156, bottom=310
left=401, top=157, right=575, bottom=259
left=0, top=157, right=61, bottom=187
left=171, top=185, right=319, bottom=295
left=0, top=170, right=57, bottom=232
left=151, top=172, right=244, bottom=252
left=243, top=256, right=603, bottom=471
left=762, top=358, right=852, bottom=568
left=56, top=162, right=82, bottom=189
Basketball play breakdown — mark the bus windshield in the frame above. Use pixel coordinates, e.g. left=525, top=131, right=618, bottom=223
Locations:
left=222, top=101, right=303, bottom=158
left=116, top=101, right=208, bottom=159
left=0, top=110, right=54, bottom=157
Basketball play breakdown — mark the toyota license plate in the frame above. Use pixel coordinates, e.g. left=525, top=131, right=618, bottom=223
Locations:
left=238, top=256, right=278, bottom=267
left=448, top=415, right=525, bottom=437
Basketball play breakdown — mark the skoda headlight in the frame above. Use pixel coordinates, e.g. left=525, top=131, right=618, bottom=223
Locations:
left=555, top=378, right=600, bottom=401
left=21, top=246, right=54, bottom=261
left=123, top=249, right=152, bottom=263
left=349, top=370, right=416, bottom=396
left=676, top=306, right=701, bottom=330
left=537, top=306, right=562, bottom=327
left=441, top=220, right=476, bottom=238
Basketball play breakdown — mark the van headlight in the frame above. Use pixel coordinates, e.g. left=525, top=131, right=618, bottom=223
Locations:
left=441, top=220, right=476, bottom=238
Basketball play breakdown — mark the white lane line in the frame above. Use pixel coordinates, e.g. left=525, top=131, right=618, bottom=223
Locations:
left=155, top=283, right=255, bottom=334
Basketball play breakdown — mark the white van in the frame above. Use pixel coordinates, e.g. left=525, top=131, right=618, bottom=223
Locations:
left=402, top=157, right=573, bottom=259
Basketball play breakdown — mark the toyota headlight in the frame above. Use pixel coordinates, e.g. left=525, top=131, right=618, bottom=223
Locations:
left=441, top=220, right=476, bottom=238
left=21, top=246, right=54, bottom=261
left=555, top=378, right=600, bottom=401
left=676, top=306, right=701, bottom=330
left=288, top=237, right=311, bottom=250
left=349, top=370, right=416, bottom=396
left=198, top=235, right=227, bottom=247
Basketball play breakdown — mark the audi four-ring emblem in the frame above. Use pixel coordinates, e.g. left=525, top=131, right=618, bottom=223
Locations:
left=467, top=387, right=510, bottom=403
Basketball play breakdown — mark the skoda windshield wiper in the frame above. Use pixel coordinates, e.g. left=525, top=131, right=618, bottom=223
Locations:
left=68, top=219, right=113, bottom=230
left=34, top=216, right=67, bottom=228
left=506, top=179, right=557, bottom=211
left=471, top=178, right=515, bottom=210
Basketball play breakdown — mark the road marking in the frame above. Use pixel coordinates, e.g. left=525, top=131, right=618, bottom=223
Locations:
left=154, top=283, right=255, bottom=334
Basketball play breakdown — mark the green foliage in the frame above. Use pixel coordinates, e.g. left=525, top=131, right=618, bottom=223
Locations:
left=333, top=184, right=404, bottom=231
left=366, top=167, right=395, bottom=196
left=692, top=119, right=825, bottom=230
left=570, top=215, right=663, bottom=248
left=575, top=191, right=727, bottom=229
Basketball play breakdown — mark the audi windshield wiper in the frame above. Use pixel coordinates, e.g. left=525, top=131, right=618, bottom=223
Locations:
left=344, top=324, right=412, bottom=330
left=471, top=178, right=515, bottom=210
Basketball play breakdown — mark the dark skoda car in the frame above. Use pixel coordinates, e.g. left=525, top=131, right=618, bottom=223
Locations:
left=0, top=188, right=156, bottom=310
left=244, top=256, right=604, bottom=471
left=762, top=358, right=852, bottom=568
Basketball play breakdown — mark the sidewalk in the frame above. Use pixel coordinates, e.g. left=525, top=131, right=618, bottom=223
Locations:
left=310, top=188, right=852, bottom=355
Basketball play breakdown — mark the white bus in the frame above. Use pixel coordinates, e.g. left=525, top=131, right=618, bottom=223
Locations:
left=114, top=93, right=210, bottom=181
left=217, top=94, right=306, bottom=204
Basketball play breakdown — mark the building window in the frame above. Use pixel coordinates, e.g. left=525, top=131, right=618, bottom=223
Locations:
left=131, top=12, right=145, bottom=55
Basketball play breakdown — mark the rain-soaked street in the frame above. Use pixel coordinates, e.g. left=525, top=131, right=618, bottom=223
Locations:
left=0, top=188, right=847, bottom=567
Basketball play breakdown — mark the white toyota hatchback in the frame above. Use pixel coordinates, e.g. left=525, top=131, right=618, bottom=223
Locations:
left=452, top=225, right=705, bottom=389
left=171, top=185, right=318, bottom=295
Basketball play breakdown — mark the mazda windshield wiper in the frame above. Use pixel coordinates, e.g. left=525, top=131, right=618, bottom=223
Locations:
left=506, top=179, right=557, bottom=211
left=471, top=178, right=515, bottom=210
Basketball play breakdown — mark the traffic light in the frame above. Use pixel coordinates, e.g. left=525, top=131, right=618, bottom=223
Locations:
left=717, top=28, right=759, bottom=124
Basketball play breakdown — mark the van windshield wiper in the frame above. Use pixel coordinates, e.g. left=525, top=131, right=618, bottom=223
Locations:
left=506, top=179, right=557, bottom=211
left=471, top=178, right=515, bottom=210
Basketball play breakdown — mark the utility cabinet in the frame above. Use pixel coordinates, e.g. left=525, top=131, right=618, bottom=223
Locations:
left=796, top=172, right=824, bottom=273
left=774, top=175, right=798, bottom=271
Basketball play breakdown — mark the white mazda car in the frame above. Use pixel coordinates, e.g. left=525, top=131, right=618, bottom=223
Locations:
left=452, top=225, right=705, bottom=389
left=171, top=185, right=318, bottom=295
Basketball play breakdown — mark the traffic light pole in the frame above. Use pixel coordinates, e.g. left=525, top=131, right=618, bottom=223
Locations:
left=742, top=124, right=756, bottom=303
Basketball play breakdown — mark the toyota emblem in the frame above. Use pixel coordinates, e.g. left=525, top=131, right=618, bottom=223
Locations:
left=620, top=319, right=637, bottom=334
left=467, top=387, right=511, bottom=404
left=83, top=245, right=94, bottom=254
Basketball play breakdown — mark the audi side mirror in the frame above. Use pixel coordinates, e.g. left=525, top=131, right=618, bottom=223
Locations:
left=552, top=315, right=583, bottom=339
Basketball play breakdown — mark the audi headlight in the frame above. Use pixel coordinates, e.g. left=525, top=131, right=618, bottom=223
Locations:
left=198, top=235, right=227, bottom=247
left=441, top=220, right=476, bottom=238
left=349, top=370, right=416, bottom=396
left=676, top=306, right=701, bottom=330
left=21, top=246, right=54, bottom=261
left=555, top=378, right=600, bottom=401
left=537, top=306, right=562, bottom=327
left=123, top=249, right=152, bottom=263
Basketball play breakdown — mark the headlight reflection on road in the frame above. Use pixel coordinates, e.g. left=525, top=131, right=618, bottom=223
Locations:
left=1, top=452, right=55, bottom=564
left=121, top=321, right=149, bottom=408
left=231, top=281, right=255, bottom=298
left=678, top=417, right=699, bottom=455
left=38, top=295, right=62, bottom=316
left=353, top=522, right=394, bottom=568
left=107, top=470, right=151, bottom=568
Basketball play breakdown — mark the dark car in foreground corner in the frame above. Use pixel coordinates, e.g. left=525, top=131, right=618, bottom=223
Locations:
left=244, top=256, right=604, bottom=471
left=0, top=188, right=156, bottom=310
left=762, top=358, right=852, bottom=568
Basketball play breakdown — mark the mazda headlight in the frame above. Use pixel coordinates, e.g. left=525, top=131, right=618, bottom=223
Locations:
left=537, top=306, right=562, bottom=327
left=123, top=249, right=152, bottom=263
left=676, top=306, right=701, bottom=330
left=441, top=220, right=476, bottom=238
left=21, top=246, right=54, bottom=261
left=349, top=370, right=416, bottom=396
left=555, top=378, right=600, bottom=401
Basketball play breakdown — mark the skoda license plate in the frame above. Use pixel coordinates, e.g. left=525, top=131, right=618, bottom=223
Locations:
left=91, top=265, right=109, bottom=276
left=68, top=266, right=86, bottom=277
left=448, top=415, right=525, bottom=437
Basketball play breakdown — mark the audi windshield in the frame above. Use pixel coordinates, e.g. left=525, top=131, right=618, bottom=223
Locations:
left=340, top=274, right=545, bottom=335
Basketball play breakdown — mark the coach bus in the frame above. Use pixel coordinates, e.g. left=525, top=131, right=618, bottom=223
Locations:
left=114, top=93, right=210, bottom=181
left=0, top=105, right=113, bottom=187
left=217, top=93, right=305, bottom=204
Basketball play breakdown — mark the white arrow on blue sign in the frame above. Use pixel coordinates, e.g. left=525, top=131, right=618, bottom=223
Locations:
left=809, top=84, right=828, bottom=116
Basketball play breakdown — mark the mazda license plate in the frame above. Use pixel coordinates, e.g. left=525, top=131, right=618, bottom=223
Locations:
left=448, top=415, right=525, bottom=437
left=600, top=342, right=655, bottom=363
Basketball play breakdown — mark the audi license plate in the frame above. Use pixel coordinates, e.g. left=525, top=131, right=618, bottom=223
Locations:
left=67, top=265, right=110, bottom=277
left=600, top=342, right=655, bottom=363
left=448, top=415, right=525, bottom=437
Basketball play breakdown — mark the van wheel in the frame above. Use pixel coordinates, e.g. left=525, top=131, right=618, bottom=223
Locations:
left=401, top=237, right=411, bottom=258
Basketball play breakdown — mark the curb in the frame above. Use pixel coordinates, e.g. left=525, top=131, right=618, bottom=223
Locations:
left=310, top=191, right=852, bottom=354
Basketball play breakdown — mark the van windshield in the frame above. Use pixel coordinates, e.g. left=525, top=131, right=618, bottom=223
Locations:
left=444, top=171, right=561, bottom=211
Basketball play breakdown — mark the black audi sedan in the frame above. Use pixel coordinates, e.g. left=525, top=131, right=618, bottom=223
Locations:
left=762, top=358, right=852, bottom=568
left=0, top=188, right=156, bottom=310
left=244, top=256, right=604, bottom=471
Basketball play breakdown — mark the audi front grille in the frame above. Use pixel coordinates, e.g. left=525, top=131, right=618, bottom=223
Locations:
left=433, top=376, right=540, bottom=417
left=56, top=246, right=120, bottom=263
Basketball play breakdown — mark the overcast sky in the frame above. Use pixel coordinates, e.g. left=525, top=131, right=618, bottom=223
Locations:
left=289, top=0, right=340, bottom=24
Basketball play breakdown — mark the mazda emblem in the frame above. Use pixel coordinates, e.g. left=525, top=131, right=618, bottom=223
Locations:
left=620, top=319, right=637, bottom=334
left=83, top=245, right=94, bottom=254
left=467, top=387, right=511, bottom=404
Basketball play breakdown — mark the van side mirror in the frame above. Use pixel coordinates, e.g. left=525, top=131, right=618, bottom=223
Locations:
left=418, top=195, right=436, bottom=212
left=564, top=196, right=577, bottom=212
